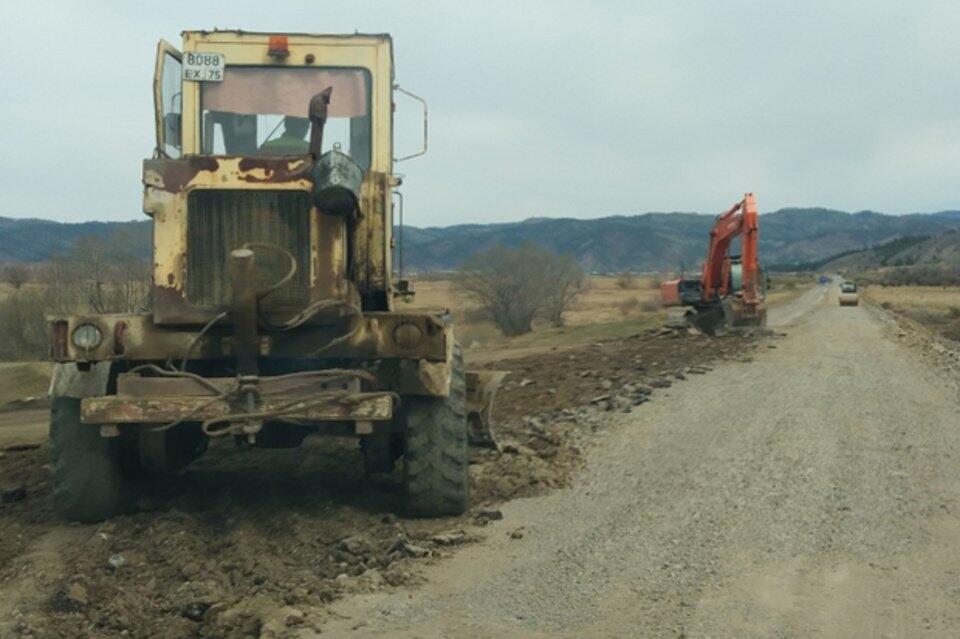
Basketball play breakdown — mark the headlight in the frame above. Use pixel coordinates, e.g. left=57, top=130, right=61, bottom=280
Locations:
left=72, top=324, right=103, bottom=350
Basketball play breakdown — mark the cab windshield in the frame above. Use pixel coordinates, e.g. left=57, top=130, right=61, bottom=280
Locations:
left=200, top=66, right=372, bottom=169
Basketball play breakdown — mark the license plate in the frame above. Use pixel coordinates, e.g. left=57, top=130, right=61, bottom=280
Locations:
left=182, top=52, right=225, bottom=82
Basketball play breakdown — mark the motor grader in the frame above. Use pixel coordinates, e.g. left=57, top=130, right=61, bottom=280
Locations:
left=48, top=31, right=502, bottom=522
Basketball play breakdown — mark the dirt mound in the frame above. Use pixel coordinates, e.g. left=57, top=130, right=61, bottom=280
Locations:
left=0, top=324, right=759, bottom=638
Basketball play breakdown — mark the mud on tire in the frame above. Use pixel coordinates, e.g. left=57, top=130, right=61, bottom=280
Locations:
left=401, top=344, right=469, bottom=517
left=50, top=397, right=134, bottom=522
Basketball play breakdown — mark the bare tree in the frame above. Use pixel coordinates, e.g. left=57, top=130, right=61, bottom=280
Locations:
left=1, top=263, right=30, bottom=290
left=540, top=253, right=585, bottom=327
left=0, top=290, right=49, bottom=360
left=40, top=255, right=82, bottom=316
left=0, top=230, right=151, bottom=360
left=460, top=245, right=582, bottom=336
left=67, top=233, right=151, bottom=314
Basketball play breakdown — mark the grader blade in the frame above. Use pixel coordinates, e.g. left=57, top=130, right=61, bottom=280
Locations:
left=465, top=370, right=508, bottom=449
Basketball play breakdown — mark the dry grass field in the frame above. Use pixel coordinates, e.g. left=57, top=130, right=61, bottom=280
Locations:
left=0, top=274, right=815, bottom=401
left=764, top=272, right=813, bottom=307
left=0, top=362, right=51, bottom=405
left=862, top=285, right=960, bottom=315
left=403, top=275, right=667, bottom=364
left=862, top=285, right=960, bottom=340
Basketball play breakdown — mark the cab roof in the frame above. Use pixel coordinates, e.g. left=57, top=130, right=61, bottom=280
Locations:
left=182, top=30, right=391, bottom=41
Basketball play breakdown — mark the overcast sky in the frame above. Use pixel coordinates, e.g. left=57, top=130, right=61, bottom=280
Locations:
left=1, top=1, right=959, bottom=227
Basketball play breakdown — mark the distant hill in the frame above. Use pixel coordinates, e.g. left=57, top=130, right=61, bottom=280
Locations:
left=0, top=217, right=151, bottom=262
left=3, top=208, right=960, bottom=272
left=400, top=208, right=960, bottom=272
left=823, top=230, right=960, bottom=272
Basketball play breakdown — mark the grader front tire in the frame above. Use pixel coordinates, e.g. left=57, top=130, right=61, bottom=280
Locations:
left=400, top=345, right=469, bottom=517
left=50, top=397, right=134, bottom=522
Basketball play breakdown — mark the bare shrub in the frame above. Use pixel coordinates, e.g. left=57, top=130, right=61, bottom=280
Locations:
left=615, top=272, right=637, bottom=289
left=0, top=230, right=152, bottom=361
left=618, top=297, right=639, bottom=317
left=943, top=320, right=960, bottom=342
left=639, top=299, right=660, bottom=312
left=874, top=266, right=960, bottom=287
left=0, top=290, right=50, bottom=360
left=1, top=263, right=31, bottom=290
left=903, top=308, right=951, bottom=325
left=541, top=253, right=585, bottom=327
left=880, top=301, right=894, bottom=310
left=460, top=245, right=583, bottom=336
left=69, top=234, right=151, bottom=314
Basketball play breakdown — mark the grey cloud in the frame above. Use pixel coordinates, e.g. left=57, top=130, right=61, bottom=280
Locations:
left=1, top=0, right=958, bottom=226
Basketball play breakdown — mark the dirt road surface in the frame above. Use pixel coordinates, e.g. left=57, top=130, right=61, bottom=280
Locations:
left=318, top=285, right=960, bottom=638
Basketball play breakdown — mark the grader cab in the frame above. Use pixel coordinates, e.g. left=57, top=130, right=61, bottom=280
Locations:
left=48, top=31, right=501, bottom=522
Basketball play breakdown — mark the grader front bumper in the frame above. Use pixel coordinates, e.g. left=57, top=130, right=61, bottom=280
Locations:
left=80, top=369, right=395, bottom=440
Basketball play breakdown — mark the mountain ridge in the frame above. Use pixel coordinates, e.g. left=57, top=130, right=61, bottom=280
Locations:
left=3, top=208, right=960, bottom=271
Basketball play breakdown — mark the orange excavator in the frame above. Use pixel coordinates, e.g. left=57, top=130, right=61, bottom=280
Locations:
left=660, top=193, right=767, bottom=334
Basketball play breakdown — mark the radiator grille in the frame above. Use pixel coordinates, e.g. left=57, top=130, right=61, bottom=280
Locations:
left=186, top=190, right=311, bottom=308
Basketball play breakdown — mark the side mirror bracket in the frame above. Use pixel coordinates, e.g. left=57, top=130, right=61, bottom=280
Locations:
left=393, top=84, right=428, bottom=162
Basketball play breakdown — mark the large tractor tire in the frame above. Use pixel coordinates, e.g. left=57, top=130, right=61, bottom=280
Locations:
left=401, top=345, right=469, bottom=517
left=361, top=431, right=401, bottom=474
left=50, top=397, right=134, bottom=522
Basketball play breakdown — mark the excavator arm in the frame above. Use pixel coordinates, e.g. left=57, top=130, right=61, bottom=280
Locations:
left=702, top=193, right=760, bottom=303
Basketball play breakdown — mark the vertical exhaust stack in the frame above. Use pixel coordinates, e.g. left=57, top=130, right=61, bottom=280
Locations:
left=228, top=248, right=259, bottom=376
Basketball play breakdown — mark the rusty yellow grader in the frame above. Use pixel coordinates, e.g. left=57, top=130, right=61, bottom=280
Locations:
left=48, top=31, right=502, bottom=522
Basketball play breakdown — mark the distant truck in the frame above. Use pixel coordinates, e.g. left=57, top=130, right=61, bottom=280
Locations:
left=839, top=282, right=859, bottom=306
left=819, top=274, right=830, bottom=286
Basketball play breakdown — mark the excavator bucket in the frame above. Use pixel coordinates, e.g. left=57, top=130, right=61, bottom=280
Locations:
left=727, top=297, right=768, bottom=330
left=685, top=307, right=726, bottom=335
left=687, top=299, right=767, bottom=335
left=465, top=370, right=509, bottom=449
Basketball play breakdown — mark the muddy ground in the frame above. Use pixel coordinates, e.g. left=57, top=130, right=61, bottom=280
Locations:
left=0, top=323, right=758, bottom=638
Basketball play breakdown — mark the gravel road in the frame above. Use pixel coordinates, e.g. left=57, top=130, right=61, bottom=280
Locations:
left=319, top=285, right=960, bottom=638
